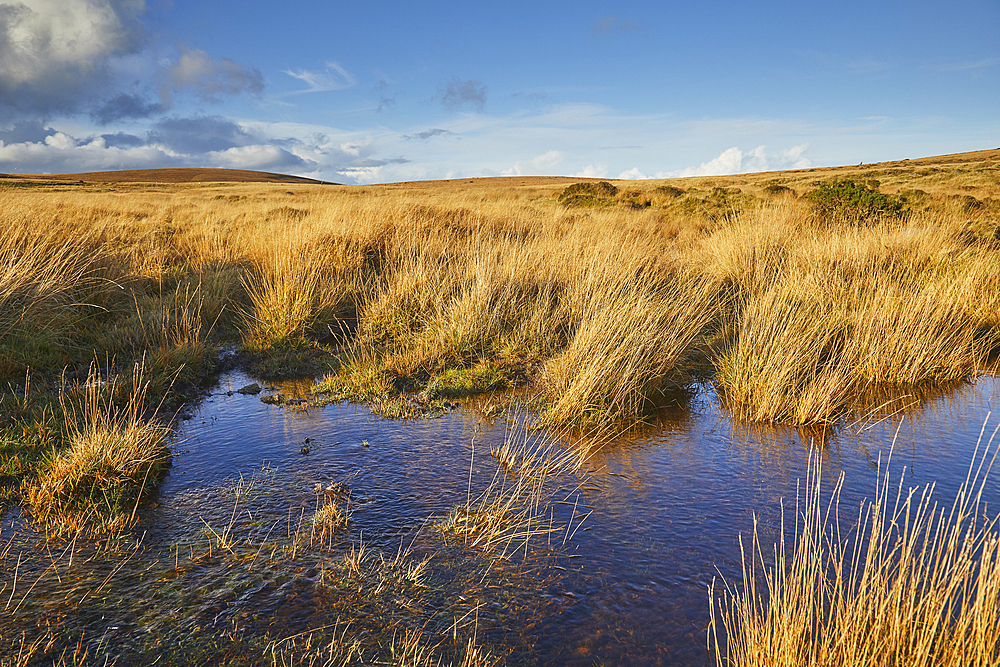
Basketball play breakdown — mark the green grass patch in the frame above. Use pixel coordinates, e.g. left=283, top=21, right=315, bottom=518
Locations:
left=244, top=343, right=337, bottom=380
left=425, top=363, right=509, bottom=398
left=557, top=181, right=619, bottom=207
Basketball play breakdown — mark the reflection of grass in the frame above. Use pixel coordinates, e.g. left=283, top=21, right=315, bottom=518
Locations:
left=710, top=425, right=1000, bottom=666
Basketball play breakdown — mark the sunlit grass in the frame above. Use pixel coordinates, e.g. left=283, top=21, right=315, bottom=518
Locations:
left=710, top=421, right=1000, bottom=666
left=24, top=363, right=171, bottom=537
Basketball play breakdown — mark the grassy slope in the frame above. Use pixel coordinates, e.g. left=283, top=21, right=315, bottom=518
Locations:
left=0, top=167, right=334, bottom=184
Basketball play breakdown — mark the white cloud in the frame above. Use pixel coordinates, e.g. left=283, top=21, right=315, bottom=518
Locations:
left=205, top=145, right=305, bottom=171
left=574, top=164, right=608, bottom=178
left=0, top=0, right=145, bottom=113
left=0, top=133, right=177, bottom=173
left=617, top=167, right=647, bottom=179
left=283, top=61, right=356, bottom=94
left=502, top=149, right=564, bottom=176
left=658, top=144, right=812, bottom=178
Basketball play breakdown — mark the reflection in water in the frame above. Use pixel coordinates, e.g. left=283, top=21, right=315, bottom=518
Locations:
left=0, top=372, right=997, bottom=665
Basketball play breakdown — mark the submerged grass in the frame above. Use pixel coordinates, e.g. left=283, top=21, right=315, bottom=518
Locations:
left=709, top=421, right=1000, bottom=666
left=437, top=426, right=592, bottom=556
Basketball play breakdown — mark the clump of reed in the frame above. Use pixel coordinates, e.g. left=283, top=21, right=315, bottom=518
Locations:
left=383, top=631, right=501, bottom=667
left=24, top=364, right=171, bottom=537
left=715, top=284, right=853, bottom=424
left=239, top=226, right=347, bottom=351
left=539, top=268, right=715, bottom=427
left=311, top=496, right=350, bottom=547
left=709, top=422, right=1000, bottom=667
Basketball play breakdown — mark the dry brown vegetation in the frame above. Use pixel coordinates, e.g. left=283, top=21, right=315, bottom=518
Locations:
left=1, top=150, right=999, bottom=534
left=710, top=424, right=1000, bottom=667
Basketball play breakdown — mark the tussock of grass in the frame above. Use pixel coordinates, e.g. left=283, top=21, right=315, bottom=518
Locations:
left=311, top=500, right=349, bottom=543
left=540, top=270, right=714, bottom=427
left=25, top=365, right=171, bottom=537
left=0, top=225, right=96, bottom=341
left=710, top=423, right=1000, bottom=667
left=716, top=285, right=852, bottom=424
left=240, top=241, right=323, bottom=350
left=709, top=207, right=1000, bottom=424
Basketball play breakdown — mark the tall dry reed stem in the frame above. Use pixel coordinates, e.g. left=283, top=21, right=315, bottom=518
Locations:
left=710, top=420, right=1000, bottom=667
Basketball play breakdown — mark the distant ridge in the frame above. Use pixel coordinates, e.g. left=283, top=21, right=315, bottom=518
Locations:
left=0, top=167, right=335, bottom=184
left=1, top=149, right=997, bottom=187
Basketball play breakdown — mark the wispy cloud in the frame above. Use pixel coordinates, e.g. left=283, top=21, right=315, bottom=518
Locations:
left=283, top=62, right=356, bottom=93
left=440, top=78, right=487, bottom=111
left=374, top=80, right=396, bottom=112
left=591, top=15, right=642, bottom=36
left=402, top=128, right=457, bottom=141
left=925, top=57, right=1000, bottom=72
left=502, top=149, right=563, bottom=176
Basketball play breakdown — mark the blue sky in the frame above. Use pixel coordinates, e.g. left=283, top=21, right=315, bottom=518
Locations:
left=0, top=0, right=997, bottom=183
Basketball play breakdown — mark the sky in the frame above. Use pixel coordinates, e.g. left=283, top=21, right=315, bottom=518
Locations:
left=0, top=0, right=997, bottom=184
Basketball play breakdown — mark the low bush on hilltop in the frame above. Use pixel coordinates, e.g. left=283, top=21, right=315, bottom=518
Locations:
left=557, top=181, right=618, bottom=207
left=806, top=178, right=905, bottom=223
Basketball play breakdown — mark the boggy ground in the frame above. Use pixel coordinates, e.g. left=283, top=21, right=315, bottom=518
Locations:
left=2, top=150, right=1000, bottom=537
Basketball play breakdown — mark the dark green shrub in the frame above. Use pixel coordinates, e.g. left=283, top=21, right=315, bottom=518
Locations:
left=763, top=184, right=796, bottom=197
left=805, top=179, right=905, bottom=223
left=558, top=181, right=618, bottom=206
left=654, top=185, right=685, bottom=198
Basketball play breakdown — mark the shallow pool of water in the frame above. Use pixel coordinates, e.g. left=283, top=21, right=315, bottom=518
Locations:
left=2, top=371, right=998, bottom=665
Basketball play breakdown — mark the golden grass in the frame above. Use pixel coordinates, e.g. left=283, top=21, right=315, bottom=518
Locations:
left=539, top=268, right=715, bottom=427
left=24, top=364, right=171, bottom=537
left=1, top=150, right=998, bottom=445
left=709, top=422, right=1000, bottom=667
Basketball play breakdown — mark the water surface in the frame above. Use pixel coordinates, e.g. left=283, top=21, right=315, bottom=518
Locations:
left=2, top=371, right=997, bottom=665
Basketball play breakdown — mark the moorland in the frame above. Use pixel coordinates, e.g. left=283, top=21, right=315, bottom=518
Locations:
left=2, top=150, right=1000, bottom=665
